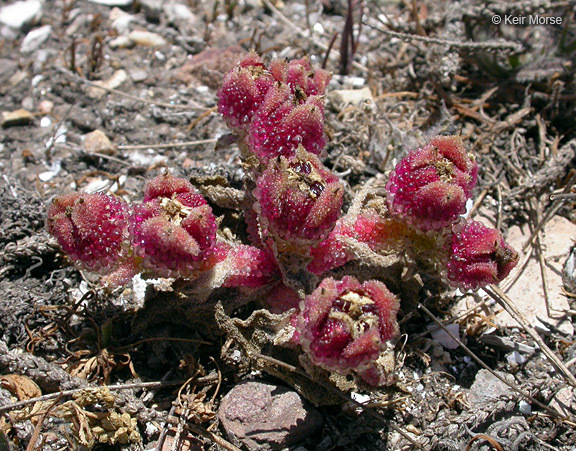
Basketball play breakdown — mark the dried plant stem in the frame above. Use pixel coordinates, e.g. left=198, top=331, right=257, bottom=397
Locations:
left=118, top=139, right=217, bottom=151
left=57, top=67, right=193, bottom=109
left=369, top=25, right=523, bottom=52
left=254, top=353, right=425, bottom=449
left=260, top=0, right=368, bottom=72
left=484, top=285, right=576, bottom=388
left=418, top=303, right=566, bottom=419
left=25, top=393, right=63, bottom=451
left=0, top=378, right=217, bottom=414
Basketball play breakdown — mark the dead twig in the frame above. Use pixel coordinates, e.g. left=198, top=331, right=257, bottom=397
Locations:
left=418, top=303, right=567, bottom=419
left=368, top=24, right=523, bottom=52
left=0, top=379, right=217, bottom=414
left=117, top=139, right=217, bottom=151
left=25, top=393, right=63, bottom=451
left=484, top=285, right=576, bottom=389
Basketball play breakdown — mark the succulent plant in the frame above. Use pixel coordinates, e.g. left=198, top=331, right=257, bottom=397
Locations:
left=130, top=172, right=218, bottom=278
left=297, top=276, right=399, bottom=384
left=220, top=244, right=280, bottom=288
left=248, top=84, right=326, bottom=162
left=46, top=192, right=128, bottom=273
left=217, top=52, right=275, bottom=131
left=253, top=146, right=344, bottom=245
left=386, top=136, right=478, bottom=231
left=46, top=52, right=521, bottom=389
left=446, top=219, right=519, bottom=290
left=269, top=56, right=331, bottom=98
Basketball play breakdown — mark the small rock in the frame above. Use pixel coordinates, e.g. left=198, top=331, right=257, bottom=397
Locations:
left=87, top=69, right=128, bottom=99
left=0, top=0, right=43, bottom=31
left=140, top=0, right=162, bottom=22
left=38, top=99, right=53, bottom=115
left=1, top=109, right=33, bottom=127
left=129, top=69, right=149, bottom=83
left=548, top=386, right=574, bottom=418
left=87, top=0, right=133, bottom=6
left=428, top=323, right=460, bottom=350
left=562, top=245, right=576, bottom=294
left=109, top=7, right=134, bottom=34
left=218, top=381, right=324, bottom=450
left=128, top=30, right=167, bottom=47
left=163, top=3, right=195, bottom=24
left=84, top=130, right=116, bottom=155
left=109, top=35, right=134, bottom=49
left=20, top=24, right=51, bottom=53
left=327, top=86, right=375, bottom=111
left=0, top=58, right=18, bottom=86
left=468, top=369, right=515, bottom=408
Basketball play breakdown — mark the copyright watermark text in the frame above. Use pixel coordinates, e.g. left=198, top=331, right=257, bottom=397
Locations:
left=492, top=14, right=563, bottom=25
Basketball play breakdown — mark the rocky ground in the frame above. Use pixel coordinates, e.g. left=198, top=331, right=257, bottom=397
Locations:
left=1, top=0, right=576, bottom=449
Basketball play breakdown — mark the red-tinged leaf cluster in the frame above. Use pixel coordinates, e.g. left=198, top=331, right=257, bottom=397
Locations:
left=254, top=146, right=344, bottom=245
left=386, top=136, right=478, bottom=231
left=46, top=52, right=522, bottom=387
left=297, top=276, right=399, bottom=385
left=130, top=172, right=218, bottom=278
left=220, top=244, right=280, bottom=288
left=447, top=219, right=519, bottom=291
left=47, top=192, right=128, bottom=273
left=217, top=52, right=330, bottom=163
left=249, top=84, right=326, bottom=162
left=307, top=212, right=404, bottom=275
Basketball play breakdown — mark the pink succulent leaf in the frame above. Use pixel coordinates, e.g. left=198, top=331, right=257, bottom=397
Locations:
left=130, top=174, right=218, bottom=278
left=447, top=219, right=519, bottom=290
left=221, top=244, right=280, bottom=288
left=248, top=84, right=326, bottom=162
left=46, top=193, right=128, bottom=272
left=386, top=136, right=478, bottom=230
left=269, top=57, right=331, bottom=98
left=298, top=276, right=399, bottom=378
left=217, top=52, right=275, bottom=130
left=265, top=282, right=302, bottom=314
left=143, top=171, right=197, bottom=202
left=254, top=147, right=344, bottom=244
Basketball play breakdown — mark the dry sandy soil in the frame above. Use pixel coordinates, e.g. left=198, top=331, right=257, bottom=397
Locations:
left=1, top=0, right=576, bottom=449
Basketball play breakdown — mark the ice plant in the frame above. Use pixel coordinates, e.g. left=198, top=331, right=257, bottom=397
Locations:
left=45, top=52, right=522, bottom=389
left=47, top=192, right=128, bottom=273
left=130, top=172, right=218, bottom=278
left=297, top=276, right=399, bottom=384
left=268, top=56, right=331, bottom=98
left=446, top=219, right=519, bottom=290
left=248, top=84, right=326, bottom=162
left=217, top=52, right=275, bottom=131
left=220, top=244, right=280, bottom=288
left=253, top=146, right=344, bottom=246
left=386, top=135, right=478, bottom=231
left=308, top=212, right=407, bottom=275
